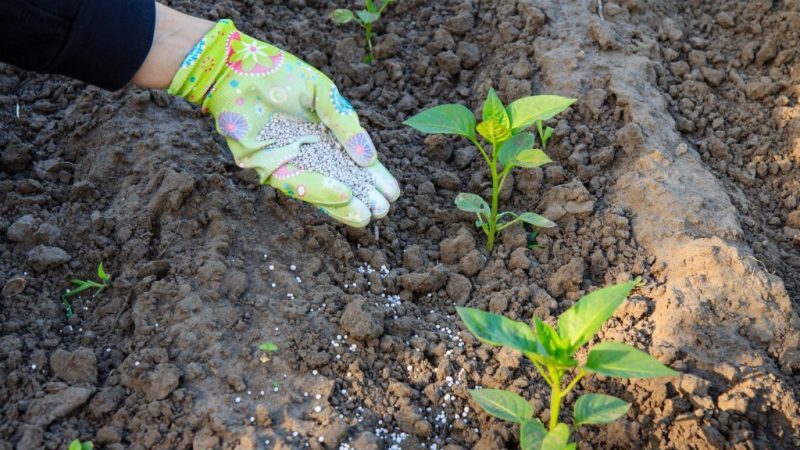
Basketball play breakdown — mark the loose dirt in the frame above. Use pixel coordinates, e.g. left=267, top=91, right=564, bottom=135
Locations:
left=1, top=0, right=798, bottom=449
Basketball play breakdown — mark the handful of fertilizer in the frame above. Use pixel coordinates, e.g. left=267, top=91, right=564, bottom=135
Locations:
left=258, top=115, right=376, bottom=205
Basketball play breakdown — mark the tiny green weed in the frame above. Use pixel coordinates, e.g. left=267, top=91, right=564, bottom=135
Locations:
left=457, top=278, right=679, bottom=449
left=68, top=439, right=93, bottom=450
left=259, top=342, right=278, bottom=352
left=331, top=0, right=395, bottom=63
left=405, top=89, right=575, bottom=251
left=60, top=263, right=111, bottom=320
left=526, top=230, right=545, bottom=250
left=258, top=342, right=278, bottom=363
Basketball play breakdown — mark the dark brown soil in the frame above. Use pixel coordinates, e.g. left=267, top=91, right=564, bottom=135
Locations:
left=1, top=1, right=798, bottom=449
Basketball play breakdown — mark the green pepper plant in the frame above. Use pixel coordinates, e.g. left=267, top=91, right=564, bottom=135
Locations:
left=457, top=278, right=679, bottom=449
left=331, top=0, right=395, bottom=63
left=404, top=89, right=575, bottom=251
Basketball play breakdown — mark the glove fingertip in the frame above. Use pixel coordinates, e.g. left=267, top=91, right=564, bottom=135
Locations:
left=368, top=190, right=391, bottom=219
left=367, top=163, right=401, bottom=202
left=319, top=199, right=372, bottom=228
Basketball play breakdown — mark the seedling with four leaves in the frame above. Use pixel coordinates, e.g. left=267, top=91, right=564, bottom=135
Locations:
left=60, top=263, right=111, bottom=320
left=405, top=89, right=575, bottom=251
left=457, top=278, right=679, bottom=450
left=331, top=0, right=395, bottom=63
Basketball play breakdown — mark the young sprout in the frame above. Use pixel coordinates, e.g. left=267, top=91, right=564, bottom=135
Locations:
left=331, top=0, right=395, bottom=63
left=457, top=278, right=679, bottom=449
left=60, top=263, right=111, bottom=319
left=68, top=439, right=93, bottom=450
left=526, top=230, right=545, bottom=250
left=405, top=89, right=575, bottom=251
left=258, top=342, right=278, bottom=363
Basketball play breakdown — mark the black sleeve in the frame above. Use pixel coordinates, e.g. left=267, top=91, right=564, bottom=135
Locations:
left=0, top=0, right=156, bottom=90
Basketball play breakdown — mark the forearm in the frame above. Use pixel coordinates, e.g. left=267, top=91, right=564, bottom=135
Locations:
left=132, top=3, right=214, bottom=89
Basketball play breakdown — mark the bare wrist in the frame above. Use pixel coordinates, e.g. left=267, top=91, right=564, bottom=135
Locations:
left=132, top=3, right=214, bottom=89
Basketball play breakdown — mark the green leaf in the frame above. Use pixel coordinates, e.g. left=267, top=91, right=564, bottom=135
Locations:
left=355, top=10, right=381, bottom=24
left=536, top=121, right=555, bottom=145
left=544, top=126, right=554, bottom=141
left=82, top=443, right=94, bottom=450
left=455, top=193, right=490, bottom=215
left=65, top=282, right=94, bottom=298
left=563, top=444, right=577, bottom=450
left=456, top=307, right=538, bottom=356
left=482, top=88, right=510, bottom=128
left=468, top=389, right=533, bottom=423
left=404, top=104, right=476, bottom=139
left=331, top=9, right=355, bottom=24
left=557, top=279, right=639, bottom=354
left=520, top=418, right=547, bottom=450
left=533, top=317, right=565, bottom=357
left=514, top=149, right=552, bottom=168
left=69, top=440, right=82, bottom=450
left=518, top=212, right=556, bottom=228
left=259, top=342, right=278, bottom=352
left=498, top=132, right=535, bottom=167
left=573, top=393, right=631, bottom=426
left=585, top=342, right=679, bottom=378
left=506, top=95, right=576, bottom=133
left=540, top=423, right=570, bottom=450
left=476, top=120, right=511, bottom=146
left=97, top=262, right=109, bottom=281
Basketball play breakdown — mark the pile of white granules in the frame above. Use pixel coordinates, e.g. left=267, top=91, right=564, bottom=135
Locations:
left=258, top=115, right=376, bottom=205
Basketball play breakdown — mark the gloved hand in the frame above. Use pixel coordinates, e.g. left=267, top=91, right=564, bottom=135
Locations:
left=168, top=20, right=400, bottom=227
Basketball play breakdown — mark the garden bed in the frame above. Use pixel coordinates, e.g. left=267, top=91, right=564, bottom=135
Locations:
left=0, top=0, right=798, bottom=449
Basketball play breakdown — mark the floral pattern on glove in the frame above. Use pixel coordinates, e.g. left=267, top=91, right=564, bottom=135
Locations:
left=346, top=131, right=376, bottom=166
left=272, top=164, right=304, bottom=180
left=330, top=86, right=355, bottom=115
left=226, top=32, right=284, bottom=76
left=218, top=111, right=248, bottom=139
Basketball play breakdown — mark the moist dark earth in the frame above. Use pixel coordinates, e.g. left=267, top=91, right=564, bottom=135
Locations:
left=1, top=0, right=799, bottom=449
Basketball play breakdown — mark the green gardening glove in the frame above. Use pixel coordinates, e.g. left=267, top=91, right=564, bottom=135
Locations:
left=168, top=20, right=400, bottom=227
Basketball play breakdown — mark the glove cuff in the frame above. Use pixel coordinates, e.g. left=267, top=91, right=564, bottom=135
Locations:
left=167, top=19, right=237, bottom=108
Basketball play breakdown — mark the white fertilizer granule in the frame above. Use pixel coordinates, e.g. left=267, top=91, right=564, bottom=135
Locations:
left=258, top=115, right=376, bottom=205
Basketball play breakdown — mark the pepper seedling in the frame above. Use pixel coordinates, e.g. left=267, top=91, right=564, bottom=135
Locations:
left=331, top=0, right=395, bottom=63
left=405, top=89, right=575, bottom=251
left=68, top=439, right=93, bottom=450
left=60, top=263, right=111, bottom=320
left=457, top=278, right=679, bottom=450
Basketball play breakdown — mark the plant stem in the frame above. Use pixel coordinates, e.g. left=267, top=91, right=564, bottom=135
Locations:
left=363, top=23, right=374, bottom=63
left=467, top=137, right=498, bottom=250
left=549, top=373, right=562, bottom=431
left=531, top=361, right=553, bottom=387
left=487, top=166, right=499, bottom=252
left=560, top=369, right=585, bottom=397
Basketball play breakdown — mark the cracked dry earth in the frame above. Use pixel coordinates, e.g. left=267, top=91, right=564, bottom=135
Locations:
left=1, top=0, right=799, bottom=449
